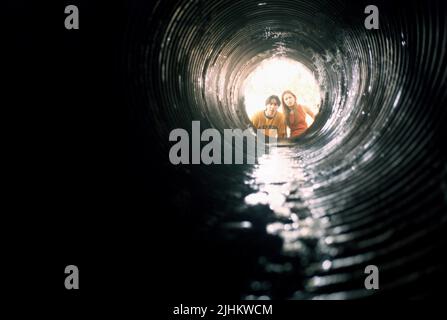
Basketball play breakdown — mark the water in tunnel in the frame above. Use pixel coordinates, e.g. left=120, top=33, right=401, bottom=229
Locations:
left=126, top=0, right=447, bottom=300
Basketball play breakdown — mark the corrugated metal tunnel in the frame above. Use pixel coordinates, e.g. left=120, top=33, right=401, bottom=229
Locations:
left=127, top=0, right=447, bottom=299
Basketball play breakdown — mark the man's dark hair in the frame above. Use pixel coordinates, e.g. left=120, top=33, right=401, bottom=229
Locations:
left=265, top=95, right=281, bottom=106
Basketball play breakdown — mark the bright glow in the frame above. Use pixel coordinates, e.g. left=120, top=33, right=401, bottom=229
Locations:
left=243, top=57, right=321, bottom=128
left=244, top=148, right=302, bottom=217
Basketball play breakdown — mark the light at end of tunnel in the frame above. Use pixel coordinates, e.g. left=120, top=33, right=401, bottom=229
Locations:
left=243, top=57, right=321, bottom=127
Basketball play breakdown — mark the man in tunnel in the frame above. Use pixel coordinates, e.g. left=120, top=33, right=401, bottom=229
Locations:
left=250, top=95, right=287, bottom=139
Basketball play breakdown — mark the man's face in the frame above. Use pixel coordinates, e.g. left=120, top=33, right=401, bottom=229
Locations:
left=265, top=100, right=279, bottom=117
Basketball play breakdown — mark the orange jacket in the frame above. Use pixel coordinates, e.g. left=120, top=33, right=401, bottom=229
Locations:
left=251, top=110, right=286, bottom=139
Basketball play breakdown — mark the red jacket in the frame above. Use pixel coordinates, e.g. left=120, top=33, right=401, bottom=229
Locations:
left=288, top=104, right=308, bottom=137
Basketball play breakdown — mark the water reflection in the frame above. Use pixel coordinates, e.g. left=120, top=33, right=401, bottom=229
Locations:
left=244, top=147, right=301, bottom=217
left=242, top=147, right=336, bottom=299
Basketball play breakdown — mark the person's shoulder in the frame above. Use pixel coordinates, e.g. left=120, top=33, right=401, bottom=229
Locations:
left=252, top=110, right=263, bottom=119
left=276, top=112, right=285, bottom=120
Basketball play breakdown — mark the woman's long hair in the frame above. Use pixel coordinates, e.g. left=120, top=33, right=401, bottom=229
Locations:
left=281, top=90, right=297, bottom=126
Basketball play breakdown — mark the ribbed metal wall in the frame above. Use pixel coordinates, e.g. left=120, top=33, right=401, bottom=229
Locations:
left=127, top=0, right=447, bottom=299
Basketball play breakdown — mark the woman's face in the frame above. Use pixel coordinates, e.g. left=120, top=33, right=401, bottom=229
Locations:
left=283, top=93, right=296, bottom=107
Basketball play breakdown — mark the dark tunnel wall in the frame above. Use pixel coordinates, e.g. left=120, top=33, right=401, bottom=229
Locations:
left=126, top=0, right=447, bottom=299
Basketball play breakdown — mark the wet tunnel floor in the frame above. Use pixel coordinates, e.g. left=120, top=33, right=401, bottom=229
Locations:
left=164, top=141, right=447, bottom=300
left=167, top=145, right=346, bottom=300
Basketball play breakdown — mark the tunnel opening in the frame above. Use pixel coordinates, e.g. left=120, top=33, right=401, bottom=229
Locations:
left=137, top=0, right=379, bottom=157
left=242, top=56, right=321, bottom=136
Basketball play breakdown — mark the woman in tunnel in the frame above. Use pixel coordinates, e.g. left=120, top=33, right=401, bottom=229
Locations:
left=281, top=90, right=315, bottom=138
